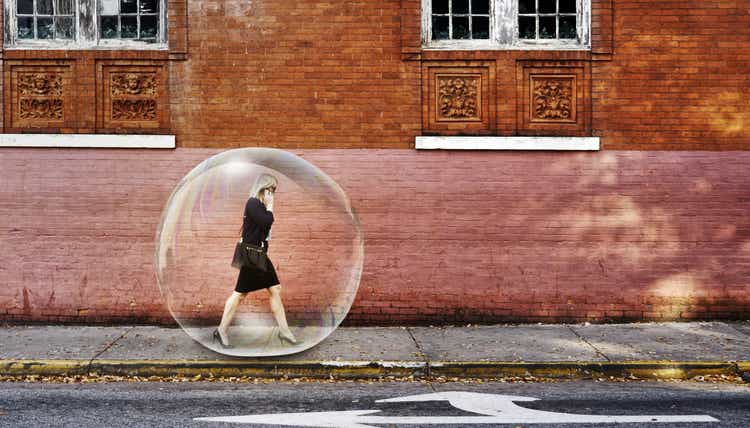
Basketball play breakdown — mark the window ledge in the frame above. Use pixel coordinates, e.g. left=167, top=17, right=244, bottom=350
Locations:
left=415, top=136, right=600, bottom=151
left=0, top=134, right=175, bottom=148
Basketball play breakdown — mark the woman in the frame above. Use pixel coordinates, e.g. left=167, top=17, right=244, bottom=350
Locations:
left=214, top=173, right=297, bottom=348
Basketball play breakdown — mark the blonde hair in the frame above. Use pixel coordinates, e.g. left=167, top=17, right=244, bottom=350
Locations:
left=249, top=173, right=278, bottom=202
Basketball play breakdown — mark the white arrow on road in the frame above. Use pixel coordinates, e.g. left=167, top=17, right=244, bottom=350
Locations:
left=195, top=391, right=718, bottom=427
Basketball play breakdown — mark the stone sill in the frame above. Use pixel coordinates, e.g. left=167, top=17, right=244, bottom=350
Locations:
left=0, top=134, right=175, bottom=149
left=415, top=136, right=600, bottom=151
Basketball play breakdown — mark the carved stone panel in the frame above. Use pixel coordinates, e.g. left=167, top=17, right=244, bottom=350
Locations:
left=6, top=63, right=74, bottom=129
left=423, top=62, right=495, bottom=134
left=517, top=61, right=590, bottom=136
left=97, top=63, right=168, bottom=131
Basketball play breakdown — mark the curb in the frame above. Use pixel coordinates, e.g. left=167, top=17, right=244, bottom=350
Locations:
left=2, top=359, right=749, bottom=380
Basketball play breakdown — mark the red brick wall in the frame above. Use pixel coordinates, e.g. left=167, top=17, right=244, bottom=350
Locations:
left=2, top=0, right=748, bottom=148
left=1, top=148, right=748, bottom=325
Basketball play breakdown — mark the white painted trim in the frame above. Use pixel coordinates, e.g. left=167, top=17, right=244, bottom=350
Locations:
left=0, top=134, right=175, bottom=148
left=415, top=136, right=600, bottom=151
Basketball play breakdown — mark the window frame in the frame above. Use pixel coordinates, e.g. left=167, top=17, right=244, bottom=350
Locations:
left=4, top=0, right=168, bottom=49
left=421, top=0, right=590, bottom=50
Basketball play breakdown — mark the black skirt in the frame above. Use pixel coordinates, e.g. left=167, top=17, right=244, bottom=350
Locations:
left=234, top=254, right=280, bottom=293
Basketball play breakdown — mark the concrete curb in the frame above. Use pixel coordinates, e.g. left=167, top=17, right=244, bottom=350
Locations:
left=2, top=359, right=749, bottom=380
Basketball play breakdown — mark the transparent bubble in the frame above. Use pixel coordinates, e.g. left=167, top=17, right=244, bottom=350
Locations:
left=155, top=148, right=363, bottom=356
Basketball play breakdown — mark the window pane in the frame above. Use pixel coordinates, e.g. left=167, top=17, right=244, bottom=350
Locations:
left=120, top=0, right=137, bottom=14
left=559, top=15, right=576, bottom=38
left=18, top=0, right=34, bottom=14
left=37, top=0, right=53, bottom=15
left=55, top=16, right=74, bottom=38
left=37, top=17, right=54, bottom=38
left=539, top=16, right=556, bottom=38
left=452, top=16, right=470, bottom=39
left=539, top=0, right=556, bottom=14
left=140, top=0, right=158, bottom=13
left=518, top=0, right=535, bottom=14
left=432, top=0, right=449, bottom=14
left=432, top=16, right=449, bottom=39
left=18, top=16, right=34, bottom=38
left=140, top=15, right=157, bottom=38
left=100, top=16, right=119, bottom=38
left=559, top=0, right=576, bottom=13
left=472, top=16, right=489, bottom=38
left=452, top=0, right=469, bottom=14
left=121, top=16, right=137, bottom=37
left=55, top=0, right=74, bottom=15
left=519, top=16, right=535, bottom=39
left=101, top=0, right=119, bottom=15
left=471, top=0, right=489, bottom=14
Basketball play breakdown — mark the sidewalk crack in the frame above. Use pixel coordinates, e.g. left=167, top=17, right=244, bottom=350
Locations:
left=86, top=326, right=135, bottom=371
left=567, top=325, right=611, bottom=362
left=405, top=327, right=433, bottom=386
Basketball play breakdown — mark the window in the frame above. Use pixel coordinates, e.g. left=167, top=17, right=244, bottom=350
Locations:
left=423, top=0, right=590, bottom=49
left=5, top=0, right=166, bottom=48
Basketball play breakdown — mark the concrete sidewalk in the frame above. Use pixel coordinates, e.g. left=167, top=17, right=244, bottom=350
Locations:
left=1, top=321, right=749, bottom=380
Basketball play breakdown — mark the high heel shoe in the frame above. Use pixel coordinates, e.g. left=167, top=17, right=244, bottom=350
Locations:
left=278, top=330, right=297, bottom=345
left=213, top=329, right=232, bottom=348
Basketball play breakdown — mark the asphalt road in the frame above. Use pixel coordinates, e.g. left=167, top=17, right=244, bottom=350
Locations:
left=0, top=380, right=748, bottom=427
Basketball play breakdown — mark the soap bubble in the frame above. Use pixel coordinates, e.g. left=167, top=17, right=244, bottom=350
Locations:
left=155, top=148, right=363, bottom=356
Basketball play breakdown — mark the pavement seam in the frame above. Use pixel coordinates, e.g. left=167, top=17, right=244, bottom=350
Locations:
left=567, top=325, right=611, bottom=362
left=86, top=326, right=135, bottom=372
left=405, top=327, right=432, bottom=382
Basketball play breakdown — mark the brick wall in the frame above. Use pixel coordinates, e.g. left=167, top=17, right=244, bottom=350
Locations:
left=1, top=148, right=748, bottom=325
left=1, top=0, right=748, bottom=148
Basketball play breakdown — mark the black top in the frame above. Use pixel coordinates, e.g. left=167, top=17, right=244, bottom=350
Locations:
left=241, top=197, right=274, bottom=246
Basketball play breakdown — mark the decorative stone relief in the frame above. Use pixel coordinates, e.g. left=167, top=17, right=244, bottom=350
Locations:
left=110, top=72, right=158, bottom=121
left=532, top=77, right=573, bottom=121
left=437, top=75, right=480, bottom=120
left=17, top=73, right=64, bottom=121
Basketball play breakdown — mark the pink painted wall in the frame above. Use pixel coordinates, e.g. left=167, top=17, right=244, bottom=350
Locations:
left=1, top=148, right=748, bottom=325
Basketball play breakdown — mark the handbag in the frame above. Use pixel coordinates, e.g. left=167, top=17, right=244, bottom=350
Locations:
left=231, top=240, right=269, bottom=271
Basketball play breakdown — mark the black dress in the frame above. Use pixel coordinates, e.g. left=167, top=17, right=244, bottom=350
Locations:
left=235, top=197, right=280, bottom=293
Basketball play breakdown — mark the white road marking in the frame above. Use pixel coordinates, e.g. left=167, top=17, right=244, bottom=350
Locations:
left=195, top=391, right=719, bottom=427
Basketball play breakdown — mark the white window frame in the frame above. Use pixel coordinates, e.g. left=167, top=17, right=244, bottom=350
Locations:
left=4, top=0, right=168, bottom=49
left=422, top=0, right=590, bottom=50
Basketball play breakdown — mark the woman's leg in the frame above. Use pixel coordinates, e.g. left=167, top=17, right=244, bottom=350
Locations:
left=218, top=291, right=246, bottom=344
left=267, top=285, right=296, bottom=342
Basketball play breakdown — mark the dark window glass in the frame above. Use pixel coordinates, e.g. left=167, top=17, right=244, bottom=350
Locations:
left=472, top=16, right=489, bottom=39
left=55, top=16, right=74, bottom=38
left=18, top=16, right=34, bottom=38
left=432, top=0, right=449, bottom=14
left=519, top=16, right=535, bottom=39
left=18, top=0, right=34, bottom=14
left=559, top=15, right=576, bottom=38
left=140, top=15, right=157, bottom=38
left=559, top=0, right=576, bottom=13
left=452, top=0, right=469, bottom=14
left=452, top=16, right=470, bottom=39
left=539, top=0, right=556, bottom=14
left=101, top=16, right=119, bottom=38
left=37, top=17, right=54, bottom=38
left=121, top=16, right=137, bottom=37
left=518, top=0, right=535, bottom=14
left=539, top=16, right=556, bottom=38
left=471, top=0, right=489, bottom=14
left=432, top=16, right=450, bottom=39
left=140, top=0, right=158, bottom=13
left=120, top=0, right=137, bottom=14
left=37, top=0, right=54, bottom=15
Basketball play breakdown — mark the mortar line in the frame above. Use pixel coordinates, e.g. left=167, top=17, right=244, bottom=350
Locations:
left=87, top=326, right=136, bottom=370
left=405, top=326, right=435, bottom=390
left=567, top=325, right=611, bottom=362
